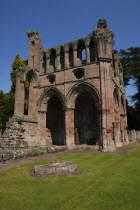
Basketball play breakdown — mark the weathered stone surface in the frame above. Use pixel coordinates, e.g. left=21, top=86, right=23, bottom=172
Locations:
left=0, top=146, right=67, bottom=160
left=31, top=160, right=78, bottom=177
left=128, top=130, right=140, bottom=142
left=1, top=19, right=130, bottom=152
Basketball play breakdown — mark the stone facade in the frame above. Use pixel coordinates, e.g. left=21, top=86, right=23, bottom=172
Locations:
left=2, top=19, right=128, bottom=151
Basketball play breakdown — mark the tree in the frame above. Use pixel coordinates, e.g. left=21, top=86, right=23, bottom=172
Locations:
left=119, top=47, right=140, bottom=105
left=10, top=54, right=27, bottom=95
left=0, top=54, right=27, bottom=131
left=119, top=47, right=140, bottom=129
left=0, top=91, right=14, bottom=130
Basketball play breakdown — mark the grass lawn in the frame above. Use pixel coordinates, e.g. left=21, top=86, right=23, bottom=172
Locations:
left=0, top=144, right=140, bottom=210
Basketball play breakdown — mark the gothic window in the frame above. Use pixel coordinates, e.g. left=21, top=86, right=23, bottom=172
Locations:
left=82, top=49, right=86, bottom=61
left=69, top=46, right=74, bottom=67
left=42, top=53, right=46, bottom=73
left=90, top=40, right=95, bottom=62
left=77, top=40, right=86, bottom=64
left=50, top=49, right=57, bottom=71
left=60, top=47, right=65, bottom=70
left=31, top=41, right=35, bottom=45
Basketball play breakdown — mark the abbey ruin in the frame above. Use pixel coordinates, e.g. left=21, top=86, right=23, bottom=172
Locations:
left=2, top=19, right=128, bottom=152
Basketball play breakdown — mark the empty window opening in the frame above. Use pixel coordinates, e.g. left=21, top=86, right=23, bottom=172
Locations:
left=24, top=72, right=36, bottom=116
left=24, top=81, right=29, bottom=115
left=24, top=74, right=32, bottom=115
left=31, top=41, right=35, bottom=45
left=47, top=74, right=56, bottom=84
left=90, top=40, right=95, bottom=62
left=69, top=46, right=74, bottom=67
left=77, top=41, right=86, bottom=64
left=42, top=53, right=46, bottom=73
left=82, top=49, right=86, bottom=61
left=50, top=49, right=57, bottom=71
left=60, top=48, right=65, bottom=69
left=73, top=68, right=84, bottom=79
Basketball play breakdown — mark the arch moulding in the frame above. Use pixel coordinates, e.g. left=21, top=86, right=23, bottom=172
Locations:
left=66, top=82, right=101, bottom=109
left=37, top=87, right=66, bottom=112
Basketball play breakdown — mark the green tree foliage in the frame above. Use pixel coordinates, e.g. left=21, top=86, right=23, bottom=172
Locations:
left=0, top=91, right=14, bottom=130
left=119, top=47, right=140, bottom=104
left=119, top=47, right=140, bottom=129
left=10, top=54, right=27, bottom=95
left=0, top=54, right=27, bottom=131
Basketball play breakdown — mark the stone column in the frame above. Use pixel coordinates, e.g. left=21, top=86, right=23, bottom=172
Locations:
left=56, top=47, right=61, bottom=71
left=28, top=79, right=37, bottom=118
left=99, top=60, right=115, bottom=151
left=14, top=70, right=25, bottom=117
left=85, top=38, right=90, bottom=64
left=64, top=44, right=69, bottom=69
left=56, top=54, right=61, bottom=70
left=65, top=108, right=75, bottom=148
left=46, top=52, right=51, bottom=73
left=39, top=52, right=43, bottom=74
left=86, top=46, right=90, bottom=64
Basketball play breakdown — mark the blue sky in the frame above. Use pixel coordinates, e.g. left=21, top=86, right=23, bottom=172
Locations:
left=0, top=0, right=139, bottom=103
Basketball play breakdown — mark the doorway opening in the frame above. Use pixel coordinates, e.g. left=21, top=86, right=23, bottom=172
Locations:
left=46, top=95, right=65, bottom=145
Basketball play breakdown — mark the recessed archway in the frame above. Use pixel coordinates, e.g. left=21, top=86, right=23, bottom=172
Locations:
left=46, top=95, right=65, bottom=145
left=74, top=91, right=98, bottom=145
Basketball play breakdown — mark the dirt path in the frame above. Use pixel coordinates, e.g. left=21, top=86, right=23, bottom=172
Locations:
left=0, top=144, right=136, bottom=172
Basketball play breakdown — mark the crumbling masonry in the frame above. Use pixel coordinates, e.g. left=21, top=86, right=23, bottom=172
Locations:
left=2, top=19, right=128, bottom=151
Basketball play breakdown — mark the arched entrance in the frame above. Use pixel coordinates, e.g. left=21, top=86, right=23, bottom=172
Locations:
left=46, top=95, right=65, bottom=145
left=74, top=91, right=99, bottom=145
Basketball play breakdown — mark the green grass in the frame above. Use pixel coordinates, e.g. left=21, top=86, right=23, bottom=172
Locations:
left=0, top=144, right=140, bottom=210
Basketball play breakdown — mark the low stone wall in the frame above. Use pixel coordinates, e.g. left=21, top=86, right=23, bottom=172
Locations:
left=0, top=146, right=67, bottom=162
left=1, top=130, right=140, bottom=162
left=128, top=130, right=140, bottom=142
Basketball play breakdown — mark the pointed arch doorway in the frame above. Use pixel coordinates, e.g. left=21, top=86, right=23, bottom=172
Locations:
left=46, top=95, right=65, bottom=145
left=74, top=91, right=99, bottom=145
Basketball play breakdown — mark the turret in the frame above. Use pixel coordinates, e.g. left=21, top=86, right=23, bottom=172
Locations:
left=26, top=30, right=43, bottom=70
left=93, top=19, right=114, bottom=59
